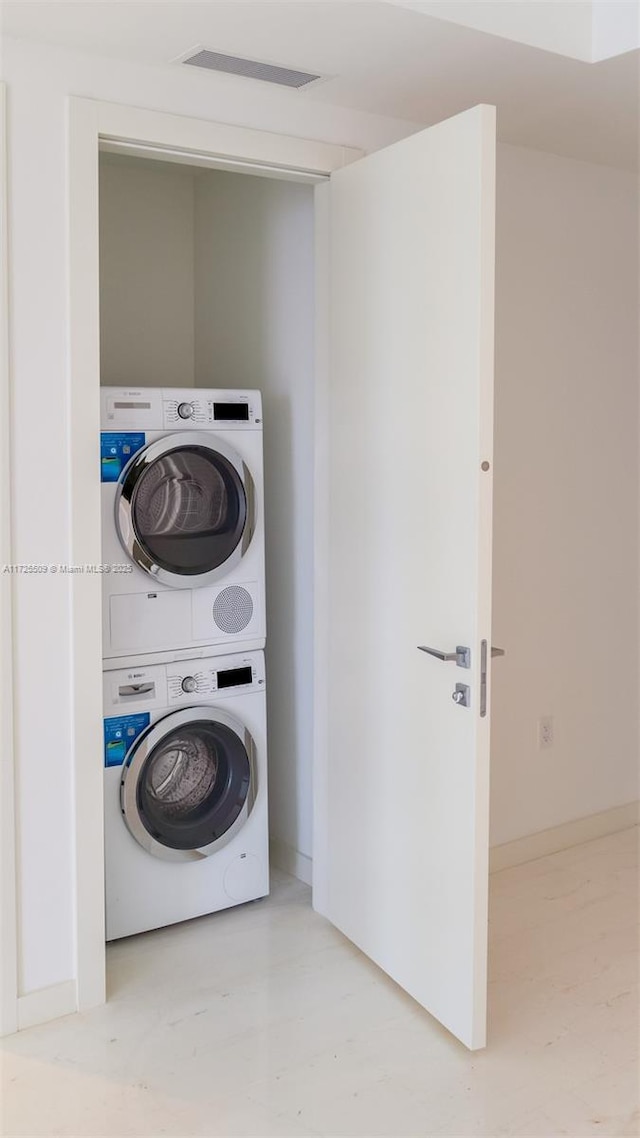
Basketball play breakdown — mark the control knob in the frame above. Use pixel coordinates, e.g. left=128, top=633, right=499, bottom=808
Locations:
left=177, top=402, right=194, bottom=420
left=181, top=676, right=197, bottom=694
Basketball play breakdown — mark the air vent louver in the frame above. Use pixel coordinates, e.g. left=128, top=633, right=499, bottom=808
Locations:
left=182, top=49, right=322, bottom=89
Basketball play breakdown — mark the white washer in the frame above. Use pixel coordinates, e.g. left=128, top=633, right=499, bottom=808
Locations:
left=101, top=387, right=265, bottom=661
left=103, top=648, right=269, bottom=940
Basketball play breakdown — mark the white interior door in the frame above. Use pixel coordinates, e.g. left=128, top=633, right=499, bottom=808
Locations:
left=313, top=105, right=496, bottom=1050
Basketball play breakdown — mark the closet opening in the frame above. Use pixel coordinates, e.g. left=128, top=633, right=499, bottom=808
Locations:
left=98, top=147, right=319, bottom=959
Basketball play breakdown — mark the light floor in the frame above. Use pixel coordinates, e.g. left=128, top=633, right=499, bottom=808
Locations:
left=2, top=828, right=638, bottom=1138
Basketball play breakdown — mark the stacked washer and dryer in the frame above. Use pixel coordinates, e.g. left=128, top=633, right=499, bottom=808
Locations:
left=100, top=387, right=269, bottom=940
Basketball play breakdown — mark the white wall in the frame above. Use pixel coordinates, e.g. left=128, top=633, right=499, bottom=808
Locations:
left=99, top=155, right=196, bottom=387
left=592, top=1, right=640, bottom=61
left=392, top=1, right=640, bottom=61
left=389, top=1, right=593, bottom=60
left=2, top=35, right=416, bottom=1001
left=194, top=171, right=315, bottom=867
left=490, top=144, right=639, bottom=846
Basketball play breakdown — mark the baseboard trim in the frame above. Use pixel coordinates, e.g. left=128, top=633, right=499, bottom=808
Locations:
left=490, top=801, right=639, bottom=873
left=16, top=979, right=77, bottom=1032
left=272, top=804, right=639, bottom=886
left=270, top=837, right=312, bottom=886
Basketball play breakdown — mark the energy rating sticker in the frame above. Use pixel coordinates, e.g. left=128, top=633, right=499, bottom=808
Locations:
left=100, top=432, right=146, bottom=482
left=104, top=714, right=151, bottom=767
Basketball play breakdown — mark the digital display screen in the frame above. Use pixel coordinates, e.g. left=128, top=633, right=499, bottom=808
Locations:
left=214, top=402, right=250, bottom=421
left=217, top=666, right=253, bottom=689
left=113, top=401, right=151, bottom=409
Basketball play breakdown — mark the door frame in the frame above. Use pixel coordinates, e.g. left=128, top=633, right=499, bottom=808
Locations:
left=62, top=97, right=360, bottom=1014
left=0, top=81, right=19, bottom=1037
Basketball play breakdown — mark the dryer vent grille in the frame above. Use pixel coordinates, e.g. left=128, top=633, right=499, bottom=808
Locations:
left=181, top=49, right=322, bottom=89
left=213, top=586, right=254, bottom=635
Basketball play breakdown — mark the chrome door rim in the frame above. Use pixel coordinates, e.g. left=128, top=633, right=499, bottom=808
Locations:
left=120, top=705, right=258, bottom=862
left=114, top=432, right=256, bottom=588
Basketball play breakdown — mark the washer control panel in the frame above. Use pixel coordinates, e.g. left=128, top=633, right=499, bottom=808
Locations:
left=166, top=653, right=263, bottom=703
left=103, top=650, right=265, bottom=714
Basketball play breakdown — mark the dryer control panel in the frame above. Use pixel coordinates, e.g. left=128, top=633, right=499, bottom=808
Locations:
left=162, top=394, right=261, bottom=429
left=100, top=387, right=262, bottom=430
left=103, top=650, right=265, bottom=715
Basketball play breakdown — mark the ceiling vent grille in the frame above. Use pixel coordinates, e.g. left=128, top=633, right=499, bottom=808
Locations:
left=181, top=48, right=322, bottom=89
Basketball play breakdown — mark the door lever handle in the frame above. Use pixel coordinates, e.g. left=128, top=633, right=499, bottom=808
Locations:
left=417, top=645, right=471, bottom=669
left=491, top=646, right=505, bottom=658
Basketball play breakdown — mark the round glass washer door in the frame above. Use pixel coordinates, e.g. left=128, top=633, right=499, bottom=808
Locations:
left=120, top=706, right=257, bottom=862
left=115, top=432, right=255, bottom=588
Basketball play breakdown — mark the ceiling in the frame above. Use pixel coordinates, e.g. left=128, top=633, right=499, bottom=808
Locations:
left=2, top=1, right=638, bottom=169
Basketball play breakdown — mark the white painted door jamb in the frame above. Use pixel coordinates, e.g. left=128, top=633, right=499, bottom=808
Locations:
left=0, top=80, right=19, bottom=1038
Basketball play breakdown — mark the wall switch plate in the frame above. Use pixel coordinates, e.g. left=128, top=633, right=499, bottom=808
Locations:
left=538, top=715, right=554, bottom=749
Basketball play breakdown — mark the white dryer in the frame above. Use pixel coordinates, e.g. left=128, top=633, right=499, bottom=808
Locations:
left=101, top=387, right=265, bottom=661
left=103, top=648, right=269, bottom=940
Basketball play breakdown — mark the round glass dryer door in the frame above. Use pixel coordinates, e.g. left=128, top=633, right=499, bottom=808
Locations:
left=115, top=432, right=255, bottom=587
left=121, top=707, right=257, bottom=861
